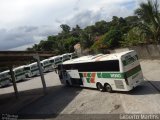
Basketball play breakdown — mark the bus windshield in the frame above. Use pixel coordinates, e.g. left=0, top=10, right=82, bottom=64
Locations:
left=122, top=54, right=138, bottom=67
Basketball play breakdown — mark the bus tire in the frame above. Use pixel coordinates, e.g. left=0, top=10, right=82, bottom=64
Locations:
left=28, top=74, right=31, bottom=78
left=104, top=83, right=112, bottom=93
left=96, top=83, right=104, bottom=92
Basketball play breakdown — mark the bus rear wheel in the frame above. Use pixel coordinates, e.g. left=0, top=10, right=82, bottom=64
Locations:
left=104, top=83, right=112, bottom=93
left=97, top=83, right=104, bottom=92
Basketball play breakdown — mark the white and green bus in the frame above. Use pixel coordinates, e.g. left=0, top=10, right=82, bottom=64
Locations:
left=0, top=70, right=11, bottom=87
left=24, top=62, right=39, bottom=77
left=60, top=54, right=70, bottom=62
left=57, top=50, right=144, bottom=92
left=13, top=66, right=26, bottom=82
left=49, top=56, right=62, bottom=69
left=41, top=59, right=53, bottom=72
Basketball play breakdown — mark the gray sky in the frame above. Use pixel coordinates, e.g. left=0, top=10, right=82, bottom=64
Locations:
left=0, top=0, right=144, bottom=50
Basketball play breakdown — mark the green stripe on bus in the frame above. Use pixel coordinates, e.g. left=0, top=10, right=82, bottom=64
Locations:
left=43, top=64, right=52, bottom=68
left=97, top=73, right=124, bottom=79
left=79, top=65, right=141, bottom=79
left=31, top=68, right=39, bottom=72
left=125, top=65, right=141, bottom=78
left=15, top=72, right=25, bottom=77
left=80, top=72, right=124, bottom=79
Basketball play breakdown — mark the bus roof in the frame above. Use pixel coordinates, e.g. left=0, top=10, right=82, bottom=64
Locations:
left=13, top=65, right=25, bottom=71
left=25, top=62, right=37, bottom=67
left=49, top=55, right=61, bottom=60
left=29, top=62, right=37, bottom=65
left=60, top=53, right=69, bottom=57
left=63, top=50, right=135, bottom=65
left=0, top=70, right=9, bottom=75
left=41, top=59, right=50, bottom=63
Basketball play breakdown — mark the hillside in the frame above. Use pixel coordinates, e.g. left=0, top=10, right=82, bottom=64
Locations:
left=27, top=0, right=160, bottom=54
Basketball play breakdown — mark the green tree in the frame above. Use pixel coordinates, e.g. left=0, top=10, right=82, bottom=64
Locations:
left=60, top=24, right=71, bottom=33
left=94, top=20, right=109, bottom=35
left=92, top=29, right=122, bottom=52
left=91, top=35, right=108, bottom=53
left=120, top=27, right=146, bottom=47
left=71, top=25, right=82, bottom=37
left=102, top=30, right=122, bottom=48
left=125, top=16, right=139, bottom=26
left=135, top=0, right=160, bottom=43
left=64, top=37, right=80, bottom=52
left=80, top=31, right=94, bottom=49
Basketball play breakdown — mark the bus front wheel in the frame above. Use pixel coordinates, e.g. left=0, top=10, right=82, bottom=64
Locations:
left=104, top=83, right=112, bottom=93
left=96, top=83, right=104, bottom=92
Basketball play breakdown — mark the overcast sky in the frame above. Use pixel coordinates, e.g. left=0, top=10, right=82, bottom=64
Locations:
left=0, top=0, right=146, bottom=51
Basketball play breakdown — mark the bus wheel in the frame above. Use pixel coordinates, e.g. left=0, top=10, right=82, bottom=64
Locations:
left=104, top=83, right=112, bottom=93
left=96, top=83, right=104, bottom=92
left=28, top=74, right=31, bottom=78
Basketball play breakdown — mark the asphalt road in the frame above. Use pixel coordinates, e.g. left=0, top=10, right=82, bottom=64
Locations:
left=0, top=60, right=160, bottom=119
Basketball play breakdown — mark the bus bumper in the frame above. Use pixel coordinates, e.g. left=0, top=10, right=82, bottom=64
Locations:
left=128, top=79, right=144, bottom=91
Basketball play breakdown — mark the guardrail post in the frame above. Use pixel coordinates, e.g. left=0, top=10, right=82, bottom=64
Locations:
left=33, top=54, right=47, bottom=94
left=9, top=66, right=18, bottom=98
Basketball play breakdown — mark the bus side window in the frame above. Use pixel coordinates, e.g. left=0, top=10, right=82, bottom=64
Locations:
left=75, top=60, right=119, bottom=72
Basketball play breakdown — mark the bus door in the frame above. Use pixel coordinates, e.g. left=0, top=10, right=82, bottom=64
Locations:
left=67, top=70, right=83, bottom=86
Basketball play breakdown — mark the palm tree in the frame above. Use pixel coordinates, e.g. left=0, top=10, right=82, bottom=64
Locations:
left=135, top=0, right=160, bottom=43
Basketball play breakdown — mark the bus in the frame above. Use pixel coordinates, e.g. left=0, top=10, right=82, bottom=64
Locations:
left=0, top=70, right=11, bottom=87
left=68, top=53, right=78, bottom=59
left=49, top=56, right=62, bottom=69
left=24, top=62, right=39, bottom=77
left=57, top=50, right=144, bottom=92
left=41, top=59, right=53, bottom=72
left=60, top=54, right=70, bottom=62
left=13, top=66, right=26, bottom=82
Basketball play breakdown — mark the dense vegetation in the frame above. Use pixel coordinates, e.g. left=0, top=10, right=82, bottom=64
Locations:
left=27, top=0, right=160, bottom=54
